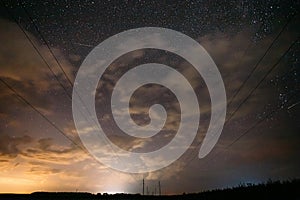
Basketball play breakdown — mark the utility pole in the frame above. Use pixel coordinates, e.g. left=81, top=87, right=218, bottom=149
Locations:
left=142, top=179, right=144, bottom=195
left=147, top=186, right=149, bottom=195
left=159, top=181, right=161, bottom=196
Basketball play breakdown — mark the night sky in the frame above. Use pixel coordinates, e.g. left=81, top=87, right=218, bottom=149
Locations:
left=0, top=0, right=300, bottom=194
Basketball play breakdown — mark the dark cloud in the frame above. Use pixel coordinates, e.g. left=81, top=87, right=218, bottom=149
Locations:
left=0, top=134, right=33, bottom=158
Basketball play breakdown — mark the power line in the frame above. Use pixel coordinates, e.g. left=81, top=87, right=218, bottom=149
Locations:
left=225, top=38, right=298, bottom=124
left=1, top=3, right=99, bottom=134
left=0, top=76, right=120, bottom=171
left=0, top=7, right=113, bottom=165
left=0, top=3, right=93, bottom=154
left=183, top=38, right=298, bottom=168
left=223, top=91, right=298, bottom=153
left=227, top=14, right=268, bottom=88
left=20, top=2, right=74, bottom=88
left=2, top=3, right=126, bottom=173
left=2, top=3, right=142, bottom=187
left=2, top=2, right=94, bottom=152
left=0, top=78, right=82, bottom=150
left=226, top=14, right=296, bottom=121
left=149, top=13, right=295, bottom=172
left=1, top=3, right=72, bottom=100
left=195, top=15, right=299, bottom=165
left=18, top=4, right=142, bottom=183
left=181, top=18, right=283, bottom=165
left=17, top=4, right=100, bottom=128
left=9, top=3, right=97, bottom=121
left=182, top=13, right=298, bottom=168
left=189, top=91, right=298, bottom=171
left=225, top=48, right=299, bottom=148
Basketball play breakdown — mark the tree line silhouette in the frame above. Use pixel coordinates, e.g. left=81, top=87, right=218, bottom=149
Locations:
left=0, top=179, right=299, bottom=200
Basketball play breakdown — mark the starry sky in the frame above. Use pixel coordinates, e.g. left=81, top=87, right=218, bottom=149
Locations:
left=0, top=0, right=299, bottom=194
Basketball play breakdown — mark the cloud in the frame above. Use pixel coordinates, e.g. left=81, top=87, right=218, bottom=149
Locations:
left=0, top=18, right=75, bottom=116
left=0, top=134, right=33, bottom=158
left=143, top=159, right=186, bottom=181
left=0, top=19, right=73, bottom=88
left=22, top=138, right=88, bottom=165
left=0, top=12, right=298, bottom=194
left=27, top=166, right=61, bottom=175
left=109, top=134, right=151, bottom=152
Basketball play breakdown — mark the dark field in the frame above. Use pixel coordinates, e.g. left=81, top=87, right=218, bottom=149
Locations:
left=0, top=179, right=299, bottom=200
